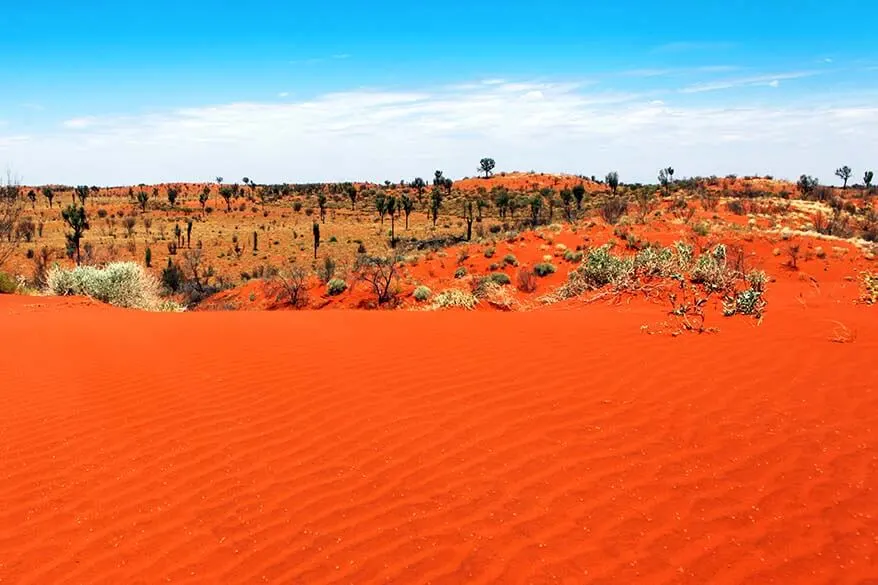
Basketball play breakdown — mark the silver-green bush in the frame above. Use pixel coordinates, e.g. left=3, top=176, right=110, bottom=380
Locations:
left=46, top=262, right=179, bottom=311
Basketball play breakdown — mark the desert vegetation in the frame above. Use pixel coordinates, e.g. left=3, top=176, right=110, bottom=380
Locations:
left=0, top=160, right=874, bottom=329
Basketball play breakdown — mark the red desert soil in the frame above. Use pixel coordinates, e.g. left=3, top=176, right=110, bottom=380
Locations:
left=1, top=295, right=876, bottom=584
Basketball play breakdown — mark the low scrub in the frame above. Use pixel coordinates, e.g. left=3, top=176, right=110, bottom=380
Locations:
left=430, top=288, right=478, bottom=310
left=46, top=261, right=180, bottom=311
left=413, top=285, right=431, bottom=302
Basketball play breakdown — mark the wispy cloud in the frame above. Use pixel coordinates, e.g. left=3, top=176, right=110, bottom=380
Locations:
left=679, top=71, right=817, bottom=93
left=4, top=78, right=876, bottom=185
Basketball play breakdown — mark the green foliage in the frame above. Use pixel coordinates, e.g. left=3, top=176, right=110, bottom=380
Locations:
left=0, top=272, right=18, bottom=294
left=533, top=262, right=556, bottom=277
left=563, top=249, right=584, bottom=263
left=161, top=258, right=184, bottom=293
left=489, top=272, right=511, bottom=286
left=46, top=261, right=178, bottom=311
left=503, top=254, right=518, bottom=266
left=479, top=157, right=496, bottom=178
left=454, top=266, right=467, bottom=279
left=413, top=285, right=432, bottom=302
left=326, top=278, right=347, bottom=296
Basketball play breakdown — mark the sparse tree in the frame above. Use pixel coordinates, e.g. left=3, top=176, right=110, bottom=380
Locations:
left=312, top=221, right=320, bottom=259
left=61, top=204, right=89, bottom=264
left=27, top=189, right=36, bottom=209
left=605, top=171, right=620, bottom=195
left=136, top=190, right=149, bottom=212
left=572, top=184, right=586, bottom=210
left=375, top=191, right=388, bottom=225
left=346, top=183, right=358, bottom=210
left=317, top=193, right=327, bottom=223
left=479, top=157, right=496, bottom=179
left=559, top=188, right=573, bottom=221
left=434, top=170, right=445, bottom=186
left=401, top=194, right=414, bottom=229
left=353, top=254, right=402, bottom=306
left=476, top=197, right=487, bottom=221
left=199, top=186, right=210, bottom=212
left=0, top=172, right=23, bottom=268
left=835, top=166, right=852, bottom=189
left=529, top=195, right=543, bottom=226
left=411, top=177, right=426, bottom=202
left=658, top=167, right=674, bottom=197
left=167, top=187, right=179, bottom=206
left=463, top=200, right=475, bottom=240
left=386, top=196, right=397, bottom=246
left=75, top=185, right=89, bottom=206
left=797, top=175, right=819, bottom=197
left=865, top=171, right=874, bottom=190
left=443, top=177, right=453, bottom=196
left=42, top=186, right=55, bottom=208
left=430, top=187, right=443, bottom=226
left=493, top=187, right=510, bottom=219
left=219, top=186, right=236, bottom=212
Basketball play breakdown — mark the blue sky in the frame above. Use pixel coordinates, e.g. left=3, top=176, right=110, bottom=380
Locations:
left=2, top=0, right=877, bottom=185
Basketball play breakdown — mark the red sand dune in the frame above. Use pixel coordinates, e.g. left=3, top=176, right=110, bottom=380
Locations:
left=1, top=295, right=877, bottom=584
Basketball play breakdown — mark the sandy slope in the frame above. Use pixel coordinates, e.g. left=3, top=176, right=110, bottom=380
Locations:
left=1, top=296, right=876, bottom=584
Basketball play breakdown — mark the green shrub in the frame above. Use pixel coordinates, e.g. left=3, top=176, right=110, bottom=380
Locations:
left=46, top=261, right=180, bottom=311
left=454, top=266, right=467, bottom=279
left=0, top=272, right=18, bottom=294
left=326, top=278, right=347, bottom=296
left=563, top=250, right=584, bottom=263
left=413, top=285, right=431, bottom=301
left=692, top=222, right=710, bottom=237
left=502, top=254, right=518, bottom=266
left=484, top=247, right=495, bottom=258
left=533, top=262, right=556, bottom=277
left=489, top=272, right=511, bottom=286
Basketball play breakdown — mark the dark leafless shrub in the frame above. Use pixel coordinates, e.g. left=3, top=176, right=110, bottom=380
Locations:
left=354, top=254, right=401, bottom=306
left=274, top=263, right=309, bottom=308
left=0, top=171, right=23, bottom=268
left=600, top=196, right=628, bottom=225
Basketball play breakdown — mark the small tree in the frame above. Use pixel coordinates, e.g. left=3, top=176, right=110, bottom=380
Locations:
left=75, top=185, right=89, bottom=206
left=199, top=186, right=210, bottom=212
left=354, top=254, right=402, bottom=305
left=797, top=175, right=819, bottom=197
left=42, top=186, right=55, bottom=208
left=411, top=177, right=426, bottom=203
left=312, top=221, right=320, bottom=259
left=443, top=177, right=453, bottom=196
left=375, top=191, right=388, bottom=225
left=0, top=172, right=23, bottom=268
left=835, top=166, right=852, bottom=189
left=186, top=219, right=193, bottom=247
left=401, top=194, right=414, bottom=229
left=27, top=189, right=36, bottom=209
left=864, top=171, right=874, bottom=190
left=145, top=247, right=152, bottom=268
left=658, top=167, right=674, bottom=197
left=529, top=195, right=543, bottom=226
left=572, top=184, right=586, bottom=210
left=317, top=193, right=327, bottom=223
left=479, top=157, right=496, bottom=178
left=386, top=196, right=397, bottom=246
left=493, top=187, right=510, bottom=219
left=61, top=204, right=89, bottom=264
left=136, top=190, right=149, bottom=212
left=463, top=200, right=475, bottom=240
left=346, top=183, right=358, bottom=210
left=219, top=186, right=235, bottom=212
left=559, top=188, right=573, bottom=221
left=167, top=187, right=179, bottom=206
left=434, top=170, right=445, bottom=186
left=605, top=171, right=620, bottom=195
left=430, top=187, right=443, bottom=226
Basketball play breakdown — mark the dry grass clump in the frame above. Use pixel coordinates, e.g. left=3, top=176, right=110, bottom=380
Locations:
left=46, top=261, right=182, bottom=311
left=862, top=272, right=878, bottom=304
left=429, top=288, right=478, bottom=310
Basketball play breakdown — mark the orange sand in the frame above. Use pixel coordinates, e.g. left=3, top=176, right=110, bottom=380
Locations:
left=1, top=293, right=876, bottom=584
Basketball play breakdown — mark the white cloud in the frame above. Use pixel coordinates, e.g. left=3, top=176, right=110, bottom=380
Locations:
left=278, top=92, right=289, bottom=98
left=679, top=71, right=816, bottom=93
left=3, top=79, right=877, bottom=185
